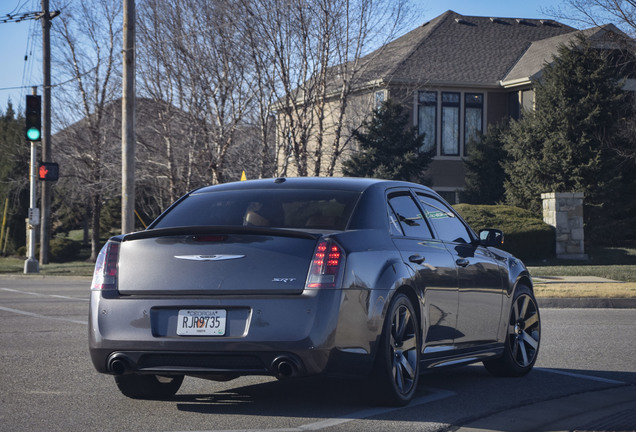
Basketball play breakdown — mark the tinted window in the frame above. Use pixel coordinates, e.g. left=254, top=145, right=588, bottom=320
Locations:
left=153, top=189, right=360, bottom=230
left=388, top=193, right=433, bottom=238
left=417, top=194, right=472, bottom=243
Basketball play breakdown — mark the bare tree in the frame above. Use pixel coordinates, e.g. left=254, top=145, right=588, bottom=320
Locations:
left=242, top=0, right=413, bottom=177
left=549, top=0, right=636, bottom=35
left=51, top=0, right=122, bottom=260
left=137, top=0, right=262, bottom=193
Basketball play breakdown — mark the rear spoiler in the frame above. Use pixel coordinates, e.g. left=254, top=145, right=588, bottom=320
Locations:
left=122, top=226, right=321, bottom=242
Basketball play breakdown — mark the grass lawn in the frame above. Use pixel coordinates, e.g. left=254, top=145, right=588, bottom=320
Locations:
left=0, top=256, right=94, bottom=276
left=534, top=282, right=636, bottom=298
left=527, top=246, right=636, bottom=283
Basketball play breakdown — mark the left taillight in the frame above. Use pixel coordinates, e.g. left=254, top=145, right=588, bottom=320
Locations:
left=91, top=241, right=120, bottom=290
left=306, top=239, right=345, bottom=289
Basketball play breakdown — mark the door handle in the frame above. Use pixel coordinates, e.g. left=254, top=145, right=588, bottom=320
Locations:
left=409, top=255, right=425, bottom=264
left=456, top=258, right=469, bottom=267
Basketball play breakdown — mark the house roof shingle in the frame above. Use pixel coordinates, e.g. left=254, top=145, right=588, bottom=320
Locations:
left=357, top=10, right=577, bottom=87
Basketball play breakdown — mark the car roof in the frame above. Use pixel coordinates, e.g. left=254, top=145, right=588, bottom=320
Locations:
left=191, top=177, right=437, bottom=195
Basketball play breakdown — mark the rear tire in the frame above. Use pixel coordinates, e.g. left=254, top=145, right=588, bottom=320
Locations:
left=368, top=293, right=420, bottom=406
left=484, top=284, right=540, bottom=377
left=114, top=374, right=184, bottom=400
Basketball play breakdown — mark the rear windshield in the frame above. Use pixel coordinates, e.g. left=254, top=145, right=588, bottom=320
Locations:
left=152, top=189, right=360, bottom=231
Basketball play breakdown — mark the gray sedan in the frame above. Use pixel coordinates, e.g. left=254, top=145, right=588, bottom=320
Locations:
left=89, top=177, right=540, bottom=406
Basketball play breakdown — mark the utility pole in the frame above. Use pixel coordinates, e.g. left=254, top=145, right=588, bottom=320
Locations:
left=121, top=0, right=136, bottom=234
left=39, top=0, right=52, bottom=264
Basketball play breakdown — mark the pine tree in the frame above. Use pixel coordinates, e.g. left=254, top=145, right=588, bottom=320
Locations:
left=461, top=123, right=507, bottom=204
left=502, top=37, right=634, bottom=243
left=0, top=102, right=29, bottom=253
left=343, top=99, right=432, bottom=183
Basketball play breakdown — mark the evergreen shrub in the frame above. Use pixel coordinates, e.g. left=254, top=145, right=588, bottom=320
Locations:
left=49, top=238, right=82, bottom=262
left=454, top=204, right=555, bottom=261
left=16, top=238, right=82, bottom=262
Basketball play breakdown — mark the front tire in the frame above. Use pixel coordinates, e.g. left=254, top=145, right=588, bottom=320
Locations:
left=369, top=293, right=420, bottom=406
left=484, top=284, right=540, bottom=377
left=114, top=374, right=184, bottom=400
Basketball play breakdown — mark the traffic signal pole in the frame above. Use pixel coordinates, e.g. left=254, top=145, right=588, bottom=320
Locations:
left=3, top=3, right=59, bottom=270
left=25, top=87, right=40, bottom=274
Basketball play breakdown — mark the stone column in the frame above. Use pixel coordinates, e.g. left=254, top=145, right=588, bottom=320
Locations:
left=541, top=192, right=587, bottom=260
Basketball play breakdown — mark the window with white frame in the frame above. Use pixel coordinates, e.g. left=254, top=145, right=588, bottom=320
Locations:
left=418, top=91, right=437, bottom=153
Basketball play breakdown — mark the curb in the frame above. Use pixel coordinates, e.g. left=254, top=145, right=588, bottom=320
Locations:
left=538, top=297, right=636, bottom=309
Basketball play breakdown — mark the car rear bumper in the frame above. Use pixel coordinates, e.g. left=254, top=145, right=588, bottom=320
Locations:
left=89, top=288, right=379, bottom=379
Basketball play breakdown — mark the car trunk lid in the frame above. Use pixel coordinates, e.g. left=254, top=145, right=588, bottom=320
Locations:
left=117, top=227, right=320, bottom=296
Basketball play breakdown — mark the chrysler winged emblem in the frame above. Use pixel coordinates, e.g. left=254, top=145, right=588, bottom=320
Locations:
left=174, top=254, right=245, bottom=262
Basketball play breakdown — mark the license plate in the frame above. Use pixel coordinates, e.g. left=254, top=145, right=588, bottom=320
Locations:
left=177, top=309, right=226, bottom=336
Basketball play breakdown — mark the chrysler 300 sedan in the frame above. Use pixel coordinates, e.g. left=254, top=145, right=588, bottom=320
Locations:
left=89, top=177, right=540, bottom=406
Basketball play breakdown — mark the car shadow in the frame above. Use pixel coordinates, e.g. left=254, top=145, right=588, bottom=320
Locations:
left=173, top=376, right=370, bottom=416
left=171, top=366, right=636, bottom=426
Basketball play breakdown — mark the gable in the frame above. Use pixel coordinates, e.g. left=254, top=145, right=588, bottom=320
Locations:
left=503, top=24, right=636, bottom=86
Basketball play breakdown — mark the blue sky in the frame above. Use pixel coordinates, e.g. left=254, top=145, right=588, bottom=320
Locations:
left=0, top=0, right=573, bottom=113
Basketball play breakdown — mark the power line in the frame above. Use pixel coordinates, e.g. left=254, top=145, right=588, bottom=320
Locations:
left=0, top=11, right=41, bottom=23
left=6, top=0, right=32, bottom=16
left=0, top=65, right=98, bottom=93
left=21, top=17, right=37, bottom=101
left=0, top=6, right=59, bottom=23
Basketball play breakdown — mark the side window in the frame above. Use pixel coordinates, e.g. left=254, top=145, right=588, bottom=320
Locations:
left=387, top=205, right=403, bottom=236
left=417, top=194, right=472, bottom=243
left=387, top=193, right=433, bottom=238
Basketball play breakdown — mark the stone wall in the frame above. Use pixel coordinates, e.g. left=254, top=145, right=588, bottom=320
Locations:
left=541, top=192, right=587, bottom=260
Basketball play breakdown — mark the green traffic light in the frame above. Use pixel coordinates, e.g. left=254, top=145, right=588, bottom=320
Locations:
left=26, top=127, right=41, bottom=141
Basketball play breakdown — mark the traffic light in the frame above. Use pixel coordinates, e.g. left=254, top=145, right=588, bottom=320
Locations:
left=25, top=95, right=42, bottom=141
left=38, top=162, right=59, bottom=181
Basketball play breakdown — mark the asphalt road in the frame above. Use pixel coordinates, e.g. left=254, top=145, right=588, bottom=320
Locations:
left=1, top=275, right=635, bottom=432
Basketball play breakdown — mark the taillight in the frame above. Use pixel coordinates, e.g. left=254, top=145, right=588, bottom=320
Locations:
left=307, top=239, right=344, bottom=288
left=91, top=241, right=120, bottom=290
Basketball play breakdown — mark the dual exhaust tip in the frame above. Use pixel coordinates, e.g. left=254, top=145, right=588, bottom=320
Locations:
left=106, top=353, right=302, bottom=379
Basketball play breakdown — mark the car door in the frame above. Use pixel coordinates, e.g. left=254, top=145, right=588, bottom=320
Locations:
left=386, top=190, right=460, bottom=350
left=416, top=193, right=504, bottom=347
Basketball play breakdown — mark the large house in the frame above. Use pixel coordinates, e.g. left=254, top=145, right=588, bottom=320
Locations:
left=277, top=10, right=633, bottom=203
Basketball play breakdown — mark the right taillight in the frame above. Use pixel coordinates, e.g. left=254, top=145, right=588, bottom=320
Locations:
left=91, top=241, right=120, bottom=290
left=307, top=239, right=344, bottom=288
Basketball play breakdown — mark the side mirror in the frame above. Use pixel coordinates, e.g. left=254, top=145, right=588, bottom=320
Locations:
left=479, top=228, right=504, bottom=247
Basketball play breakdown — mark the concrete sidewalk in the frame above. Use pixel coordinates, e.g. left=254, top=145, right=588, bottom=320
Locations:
left=533, top=276, right=621, bottom=284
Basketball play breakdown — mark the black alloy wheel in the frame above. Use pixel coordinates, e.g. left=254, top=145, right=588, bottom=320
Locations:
left=370, top=293, right=420, bottom=406
left=484, top=284, right=540, bottom=376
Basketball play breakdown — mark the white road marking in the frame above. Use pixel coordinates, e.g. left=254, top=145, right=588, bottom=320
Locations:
left=171, top=387, right=456, bottom=432
left=0, top=305, right=87, bottom=325
left=537, top=367, right=626, bottom=384
left=0, top=287, right=88, bottom=302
